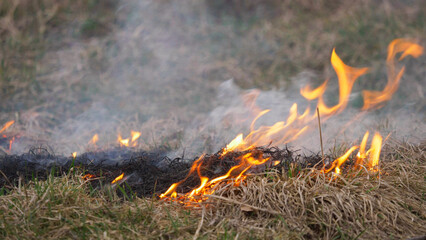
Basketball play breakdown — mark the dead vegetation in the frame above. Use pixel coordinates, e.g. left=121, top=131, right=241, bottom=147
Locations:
left=0, top=141, right=424, bottom=239
left=1, top=0, right=425, bottom=239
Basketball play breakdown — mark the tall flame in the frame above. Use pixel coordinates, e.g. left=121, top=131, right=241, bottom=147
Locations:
left=362, top=39, right=423, bottom=110
left=160, top=39, right=422, bottom=204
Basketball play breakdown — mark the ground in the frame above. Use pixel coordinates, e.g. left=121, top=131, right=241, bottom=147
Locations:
left=0, top=0, right=425, bottom=239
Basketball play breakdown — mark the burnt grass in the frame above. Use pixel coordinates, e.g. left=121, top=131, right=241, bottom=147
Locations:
left=0, top=146, right=325, bottom=197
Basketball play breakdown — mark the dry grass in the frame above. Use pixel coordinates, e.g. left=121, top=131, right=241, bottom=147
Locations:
left=0, top=1, right=425, bottom=238
left=1, top=141, right=424, bottom=239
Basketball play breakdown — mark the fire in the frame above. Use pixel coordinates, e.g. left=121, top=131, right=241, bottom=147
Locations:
left=324, top=131, right=383, bottom=174
left=324, top=146, right=359, bottom=174
left=117, top=131, right=141, bottom=147
left=0, top=120, right=14, bottom=134
left=8, top=136, right=15, bottom=151
left=117, top=134, right=129, bottom=147
left=160, top=153, right=269, bottom=204
left=367, top=133, right=382, bottom=171
left=159, top=39, right=421, bottom=204
left=222, top=133, right=244, bottom=155
left=88, top=134, right=99, bottom=146
left=111, top=173, right=124, bottom=184
left=362, top=39, right=423, bottom=110
left=1, top=121, right=16, bottom=152
left=131, top=131, right=141, bottom=143
left=82, top=173, right=95, bottom=180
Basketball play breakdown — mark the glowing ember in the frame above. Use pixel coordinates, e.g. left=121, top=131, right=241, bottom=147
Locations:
left=159, top=39, right=422, bottom=205
left=111, top=173, right=124, bottom=184
left=8, top=136, right=15, bottom=152
left=222, top=134, right=244, bottom=155
left=82, top=173, right=96, bottom=180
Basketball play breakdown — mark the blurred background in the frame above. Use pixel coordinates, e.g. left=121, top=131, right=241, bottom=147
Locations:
left=0, top=0, right=424, bottom=156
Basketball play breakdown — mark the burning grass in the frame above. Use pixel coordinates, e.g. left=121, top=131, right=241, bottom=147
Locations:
left=0, top=146, right=320, bottom=198
left=0, top=141, right=425, bottom=239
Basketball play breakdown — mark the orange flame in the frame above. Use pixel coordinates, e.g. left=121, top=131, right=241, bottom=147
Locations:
left=324, top=131, right=383, bottom=174
left=355, top=131, right=369, bottom=168
left=131, top=131, right=141, bottom=146
left=117, top=131, right=141, bottom=147
left=324, top=146, right=359, bottom=174
left=362, top=39, right=423, bottom=110
left=117, top=134, right=130, bottom=147
left=367, top=133, right=382, bottom=172
left=0, top=120, right=14, bottom=134
left=88, top=134, right=99, bottom=146
left=8, top=136, right=15, bottom=152
left=82, top=173, right=95, bottom=180
left=111, top=173, right=124, bottom=184
left=160, top=39, right=422, bottom=204
left=160, top=153, right=270, bottom=203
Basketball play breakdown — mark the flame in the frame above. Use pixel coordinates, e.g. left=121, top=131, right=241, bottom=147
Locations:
left=324, top=146, right=359, bottom=174
left=117, top=131, right=141, bottom=147
left=1, top=121, right=16, bottom=152
left=88, top=134, right=99, bottom=146
left=222, top=133, right=244, bottom=155
left=131, top=131, right=141, bottom=142
left=117, top=134, right=130, bottom=147
left=160, top=39, right=422, bottom=205
left=111, top=173, right=124, bottom=184
left=367, top=133, right=382, bottom=171
left=362, top=39, right=423, bottom=110
left=355, top=131, right=369, bottom=168
left=8, top=136, right=15, bottom=151
left=82, top=173, right=95, bottom=180
left=131, top=131, right=141, bottom=146
left=160, top=153, right=270, bottom=203
left=324, top=131, right=383, bottom=174
left=0, top=120, right=14, bottom=134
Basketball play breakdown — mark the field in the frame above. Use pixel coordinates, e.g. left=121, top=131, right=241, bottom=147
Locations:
left=0, top=0, right=425, bottom=239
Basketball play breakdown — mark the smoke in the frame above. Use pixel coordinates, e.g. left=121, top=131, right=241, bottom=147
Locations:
left=6, top=0, right=425, bottom=158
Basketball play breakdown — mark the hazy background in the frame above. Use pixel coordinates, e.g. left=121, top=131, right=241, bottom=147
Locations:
left=0, top=0, right=424, bottom=156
